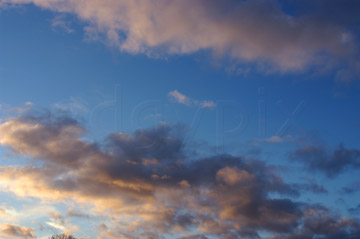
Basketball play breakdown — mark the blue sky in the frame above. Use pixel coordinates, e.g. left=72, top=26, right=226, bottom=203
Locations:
left=1, top=1, right=360, bottom=239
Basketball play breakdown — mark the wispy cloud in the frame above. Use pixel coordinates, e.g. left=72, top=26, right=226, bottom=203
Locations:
left=260, top=135, right=294, bottom=144
left=53, top=97, right=89, bottom=114
left=168, top=90, right=216, bottom=108
left=46, top=211, right=79, bottom=234
left=51, top=14, right=74, bottom=33
left=201, top=100, right=216, bottom=109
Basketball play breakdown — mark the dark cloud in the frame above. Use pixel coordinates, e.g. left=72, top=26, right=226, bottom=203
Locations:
left=0, top=111, right=106, bottom=169
left=292, top=178, right=328, bottom=194
left=0, top=112, right=359, bottom=238
left=340, top=181, right=360, bottom=194
left=289, top=144, right=360, bottom=177
left=66, top=208, right=89, bottom=219
left=349, top=205, right=360, bottom=215
left=271, top=206, right=360, bottom=239
left=0, top=224, right=36, bottom=239
left=177, top=235, right=208, bottom=239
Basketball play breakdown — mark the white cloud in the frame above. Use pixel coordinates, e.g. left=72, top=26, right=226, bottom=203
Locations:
left=168, top=90, right=191, bottom=106
left=201, top=100, right=216, bottom=109
left=168, top=90, right=216, bottom=108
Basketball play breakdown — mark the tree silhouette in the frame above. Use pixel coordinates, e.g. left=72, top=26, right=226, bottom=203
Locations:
left=49, top=234, right=76, bottom=239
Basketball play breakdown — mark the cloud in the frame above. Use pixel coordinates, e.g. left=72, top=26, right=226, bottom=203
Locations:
left=0, top=208, right=6, bottom=216
left=270, top=206, right=360, bottom=239
left=216, top=167, right=254, bottom=185
left=340, top=181, right=360, bottom=194
left=0, top=102, right=33, bottom=117
left=201, top=101, right=216, bottom=109
left=0, top=224, right=36, bottom=239
left=348, top=204, right=360, bottom=215
left=289, top=143, right=360, bottom=177
left=168, top=90, right=216, bottom=108
left=168, top=90, right=191, bottom=106
left=51, top=14, right=74, bottom=33
left=53, top=97, right=89, bottom=114
left=66, top=208, right=89, bottom=219
left=48, top=212, right=65, bottom=226
left=260, top=135, right=294, bottom=144
left=0, top=111, right=359, bottom=238
left=0, top=112, right=105, bottom=168
left=251, top=135, right=294, bottom=147
left=292, top=180, right=328, bottom=194
left=178, top=234, right=208, bottom=239
left=47, top=211, right=79, bottom=234
left=2, top=0, right=359, bottom=73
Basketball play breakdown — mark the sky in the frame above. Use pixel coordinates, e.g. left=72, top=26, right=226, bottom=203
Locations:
left=1, top=0, right=360, bottom=238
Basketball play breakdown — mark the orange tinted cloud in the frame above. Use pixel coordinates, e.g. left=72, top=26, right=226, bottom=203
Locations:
left=0, top=224, right=36, bottom=239
left=0, top=208, right=6, bottom=216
